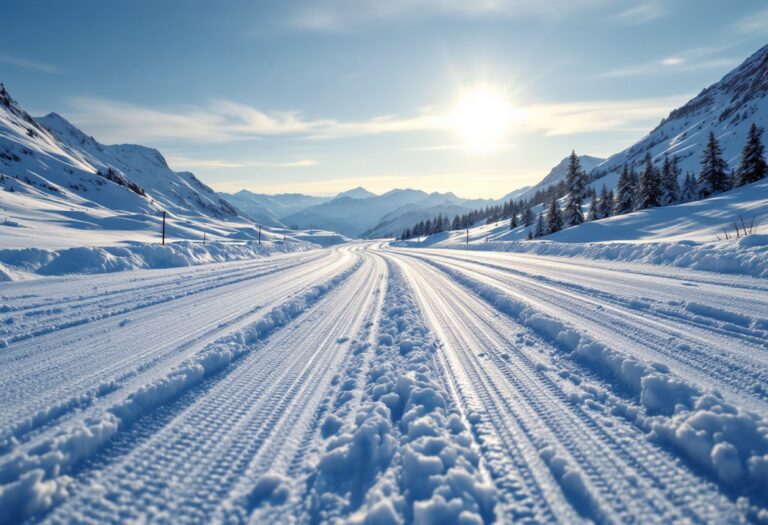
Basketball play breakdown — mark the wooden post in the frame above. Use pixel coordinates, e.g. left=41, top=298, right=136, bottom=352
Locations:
left=258, top=225, right=261, bottom=245
left=162, top=211, right=166, bottom=245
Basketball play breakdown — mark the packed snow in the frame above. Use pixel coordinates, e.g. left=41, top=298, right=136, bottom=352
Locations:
left=0, top=241, right=766, bottom=524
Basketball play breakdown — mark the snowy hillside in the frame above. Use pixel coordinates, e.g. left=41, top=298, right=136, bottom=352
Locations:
left=37, top=113, right=238, bottom=220
left=513, top=154, right=604, bottom=200
left=453, top=177, right=768, bottom=245
left=0, top=85, right=153, bottom=216
left=589, top=43, right=768, bottom=187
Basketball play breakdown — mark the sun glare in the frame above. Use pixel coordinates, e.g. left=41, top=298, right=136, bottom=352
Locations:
left=448, top=86, right=515, bottom=153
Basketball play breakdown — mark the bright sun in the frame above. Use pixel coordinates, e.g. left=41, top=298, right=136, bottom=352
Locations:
left=448, top=86, right=514, bottom=153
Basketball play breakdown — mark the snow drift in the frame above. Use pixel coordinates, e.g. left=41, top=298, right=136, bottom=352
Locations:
left=0, top=240, right=316, bottom=281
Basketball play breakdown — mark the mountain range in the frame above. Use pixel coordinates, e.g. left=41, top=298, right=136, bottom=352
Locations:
left=1, top=43, right=766, bottom=243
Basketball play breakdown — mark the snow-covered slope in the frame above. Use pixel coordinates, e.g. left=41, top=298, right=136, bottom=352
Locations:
left=36, top=112, right=238, bottom=220
left=217, top=191, right=286, bottom=228
left=590, top=43, right=768, bottom=187
left=0, top=84, right=153, bottom=215
left=515, top=154, right=604, bottom=200
left=0, top=84, right=331, bottom=249
left=414, top=177, right=767, bottom=247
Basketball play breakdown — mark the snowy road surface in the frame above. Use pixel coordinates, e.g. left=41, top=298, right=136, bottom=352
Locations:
left=1, top=243, right=767, bottom=524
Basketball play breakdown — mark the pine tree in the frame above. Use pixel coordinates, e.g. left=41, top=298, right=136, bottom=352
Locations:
left=534, top=212, right=545, bottom=237
left=563, top=151, right=587, bottom=226
left=546, top=194, right=563, bottom=234
left=736, top=123, right=767, bottom=186
left=526, top=230, right=533, bottom=240
left=510, top=213, right=517, bottom=229
left=659, top=154, right=680, bottom=205
left=522, top=206, right=534, bottom=227
left=681, top=172, right=698, bottom=202
left=636, top=153, right=662, bottom=209
left=598, top=184, right=612, bottom=218
left=615, top=163, right=636, bottom=214
left=587, top=196, right=599, bottom=221
left=698, top=132, right=730, bottom=197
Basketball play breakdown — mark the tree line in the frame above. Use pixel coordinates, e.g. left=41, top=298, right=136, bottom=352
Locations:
left=399, top=124, right=766, bottom=241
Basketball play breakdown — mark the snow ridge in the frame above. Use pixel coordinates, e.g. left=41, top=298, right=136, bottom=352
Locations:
left=435, top=234, right=768, bottom=279
left=308, top=260, right=497, bottom=524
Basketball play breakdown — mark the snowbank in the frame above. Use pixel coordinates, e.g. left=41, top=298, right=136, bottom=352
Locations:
left=0, top=240, right=316, bottom=281
left=397, top=234, right=768, bottom=279
left=0, top=259, right=360, bottom=522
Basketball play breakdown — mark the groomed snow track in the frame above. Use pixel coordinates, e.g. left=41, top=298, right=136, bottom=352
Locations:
left=0, top=243, right=766, bottom=524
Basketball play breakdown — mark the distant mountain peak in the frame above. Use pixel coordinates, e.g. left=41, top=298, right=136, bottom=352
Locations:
left=336, top=186, right=377, bottom=199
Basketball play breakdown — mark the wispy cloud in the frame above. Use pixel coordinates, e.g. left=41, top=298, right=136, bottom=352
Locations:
left=67, top=97, right=333, bottom=143
left=601, top=47, right=737, bottom=77
left=0, top=52, right=60, bottom=74
left=732, top=7, right=768, bottom=35
left=519, top=95, right=690, bottom=135
left=611, top=2, right=665, bottom=25
left=165, top=154, right=318, bottom=170
left=284, top=0, right=604, bottom=32
left=65, top=93, right=687, bottom=146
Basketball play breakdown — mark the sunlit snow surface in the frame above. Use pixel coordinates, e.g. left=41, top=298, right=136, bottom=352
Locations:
left=0, top=241, right=766, bottom=524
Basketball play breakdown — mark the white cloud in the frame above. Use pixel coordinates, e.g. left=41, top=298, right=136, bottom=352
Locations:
left=65, top=93, right=688, bottom=147
left=601, top=46, right=737, bottom=77
left=520, top=95, right=691, bottom=136
left=67, top=97, right=333, bottom=143
left=611, top=2, right=665, bottom=24
left=0, top=52, right=60, bottom=74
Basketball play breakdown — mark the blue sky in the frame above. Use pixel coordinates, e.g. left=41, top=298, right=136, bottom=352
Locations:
left=2, top=1, right=767, bottom=198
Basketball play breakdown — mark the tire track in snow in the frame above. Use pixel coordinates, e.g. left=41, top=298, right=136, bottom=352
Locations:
left=0, top=250, right=349, bottom=446
left=387, top=249, right=747, bottom=523
left=299, top=258, right=497, bottom=525
left=0, top=250, right=361, bottom=523
left=34, top=252, right=380, bottom=524
left=0, top=251, right=327, bottom=347
left=410, top=251, right=768, bottom=409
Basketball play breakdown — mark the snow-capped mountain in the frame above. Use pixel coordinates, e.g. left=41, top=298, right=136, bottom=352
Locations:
left=540, top=154, right=605, bottom=188
left=335, top=186, right=377, bottom=199
left=508, top=154, right=605, bottom=201
left=0, top=84, right=237, bottom=222
left=589, top=43, right=768, bottom=188
left=0, top=84, right=313, bottom=248
left=282, top=188, right=494, bottom=238
left=0, top=85, right=153, bottom=215
left=36, top=112, right=237, bottom=219
left=218, top=190, right=332, bottom=226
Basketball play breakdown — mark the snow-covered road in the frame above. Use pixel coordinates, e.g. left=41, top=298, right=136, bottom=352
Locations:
left=1, top=243, right=766, bottom=524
